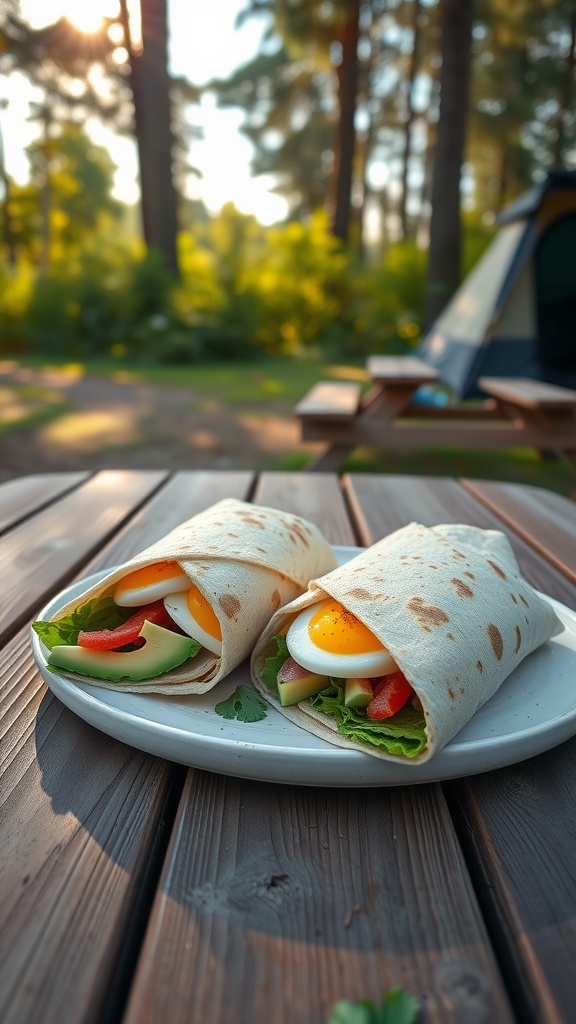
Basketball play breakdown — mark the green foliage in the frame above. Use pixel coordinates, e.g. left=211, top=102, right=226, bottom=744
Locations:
left=0, top=206, right=476, bottom=363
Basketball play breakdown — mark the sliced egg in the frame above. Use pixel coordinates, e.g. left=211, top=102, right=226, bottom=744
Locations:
left=286, top=599, right=397, bottom=678
left=163, top=585, right=222, bottom=655
left=114, top=561, right=189, bottom=606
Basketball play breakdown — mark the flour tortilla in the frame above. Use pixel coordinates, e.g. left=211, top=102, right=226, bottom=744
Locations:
left=48, top=498, right=337, bottom=694
left=250, top=522, right=563, bottom=764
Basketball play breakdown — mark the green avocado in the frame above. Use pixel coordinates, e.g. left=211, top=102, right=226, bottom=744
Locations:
left=47, top=620, right=198, bottom=682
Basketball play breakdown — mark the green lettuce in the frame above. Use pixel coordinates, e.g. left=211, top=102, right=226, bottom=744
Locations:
left=309, top=681, right=427, bottom=759
left=261, top=633, right=289, bottom=698
left=32, top=597, right=132, bottom=650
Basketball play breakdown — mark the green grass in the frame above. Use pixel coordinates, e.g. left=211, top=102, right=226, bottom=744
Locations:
left=18, top=354, right=366, bottom=406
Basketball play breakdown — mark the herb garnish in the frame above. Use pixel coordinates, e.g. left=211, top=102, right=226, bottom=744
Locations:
left=215, top=684, right=270, bottom=723
left=327, top=987, right=419, bottom=1024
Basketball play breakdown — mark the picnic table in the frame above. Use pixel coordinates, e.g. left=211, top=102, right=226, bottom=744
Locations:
left=1, top=468, right=576, bottom=1024
left=296, top=356, right=576, bottom=471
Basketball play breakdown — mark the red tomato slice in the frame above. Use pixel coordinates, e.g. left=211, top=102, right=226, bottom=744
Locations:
left=78, top=601, right=175, bottom=650
left=366, top=671, right=413, bottom=720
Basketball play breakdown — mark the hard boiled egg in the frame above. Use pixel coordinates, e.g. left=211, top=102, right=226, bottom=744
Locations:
left=286, top=599, right=397, bottom=678
left=114, top=561, right=189, bottom=606
left=163, top=586, right=222, bottom=655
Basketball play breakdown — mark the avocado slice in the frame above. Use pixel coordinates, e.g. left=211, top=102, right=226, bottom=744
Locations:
left=47, top=620, right=199, bottom=682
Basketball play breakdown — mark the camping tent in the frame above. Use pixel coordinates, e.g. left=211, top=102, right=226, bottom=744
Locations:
left=418, top=169, right=576, bottom=398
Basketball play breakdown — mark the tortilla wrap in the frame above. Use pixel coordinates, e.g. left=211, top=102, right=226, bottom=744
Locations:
left=42, top=498, right=337, bottom=694
left=250, top=522, right=563, bottom=764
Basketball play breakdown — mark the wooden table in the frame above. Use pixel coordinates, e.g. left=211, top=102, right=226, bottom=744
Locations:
left=296, top=357, right=576, bottom=471
left=1, top=469, right=576, bottom=1024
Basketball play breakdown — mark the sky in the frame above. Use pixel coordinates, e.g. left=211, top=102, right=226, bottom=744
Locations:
left=1, top=0, right=290, bottom=224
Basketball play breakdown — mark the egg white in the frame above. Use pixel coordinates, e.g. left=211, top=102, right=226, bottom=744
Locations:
left=114, top=569, right=189, bottom=607
left=163, top=591, right=222, bottom=655
left=285, top=603, right=397, bottom=678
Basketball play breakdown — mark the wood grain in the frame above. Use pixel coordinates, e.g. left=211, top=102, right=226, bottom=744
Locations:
left=344, top=472, right=576, bottom=1023
left=122, top=473, right=514, bottom=1024
left=0, top=470, right=168, bottom=645
left=0, top=472, right=255, bottom=1024
left=0, top=472, right=89, bottom=535
left=123, top=773, right=513, bottom=1024
left=460, top=479, right=576, bottom=585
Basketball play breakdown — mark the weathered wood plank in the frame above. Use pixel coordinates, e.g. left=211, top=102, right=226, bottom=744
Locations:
left=343, top=473, right=576, bottom=1023
left=479, top=377, right=576, bottom=409
left=367, top=356, right=439, bottom=384
left=123, top=473, right=514, bottom=1024
left=0, top=471, right=256, bottom=1024
left=0, top=470, right=168, bottom=646
left=460, top=479, right=576, bottom=585
left=296, top=381, right=361, bottom=419
left=124, top=772, right=514, bottom=1024
left=0, top=472, right=89, bottom=535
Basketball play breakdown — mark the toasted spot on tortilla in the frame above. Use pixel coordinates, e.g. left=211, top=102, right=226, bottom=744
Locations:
left=289, top=525, right=310, bottom=548
left=477, top=660, right=483, bottom=673
left=451, top=578, right=474, bottom=598
left=459, top=687, right=464, bottom=694
left=510, top=593, right=518, bottom=604
left=452, top=549, right=466, bottom=559
left=464, top=571, right=475, bottom=579
left=345, top=587, right=373, bottom=600
left=487, top=624, right=504, bottom=660
left=406, top=596, right=449, bottom=628
left=487, top=559, right=507, bottom=580
left=235, top=511, right=265, bottom=529
left=271, top=589, right=282, bottom=612
left=227, top=533, right=239, bottom=538
left=514, top=625, right=522, bottom=654
left=519, top=594, right=529, bottom=607
left=428, top=564, right=438, bottom=569
left=447, top=686, right=455, bottom=700
left=219, top=594, right=241, bottom=619
left=446, top=632, right=455, bottom=640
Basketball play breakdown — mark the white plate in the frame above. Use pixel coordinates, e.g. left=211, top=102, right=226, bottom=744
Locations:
left=30, top=547, right=576, bottom=787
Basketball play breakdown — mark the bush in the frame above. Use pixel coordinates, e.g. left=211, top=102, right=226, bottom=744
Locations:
left=0, top=204, right=486, bottom=365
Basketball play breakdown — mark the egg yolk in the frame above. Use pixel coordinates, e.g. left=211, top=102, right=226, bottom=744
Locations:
left=187, top=585, right=222, bottom=641
left=307, top=600, right=384, bottom=655
left=116, top=561, right=188, bottom=596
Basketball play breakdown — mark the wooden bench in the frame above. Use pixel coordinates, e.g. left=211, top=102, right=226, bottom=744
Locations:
left=297, top=363, right=576, bottom=471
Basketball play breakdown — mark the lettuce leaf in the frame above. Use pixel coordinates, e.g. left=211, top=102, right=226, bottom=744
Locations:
left=309, top=681, right=427, bottom=759
left=261, top=633, right=289, bottom=698
left=32, top=597, right=132, bottom=650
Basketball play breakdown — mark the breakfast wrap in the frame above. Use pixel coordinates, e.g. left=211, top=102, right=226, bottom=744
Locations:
left=250, top=522, right=563, bottom=764
left=33, top=498, right=337, bottom=694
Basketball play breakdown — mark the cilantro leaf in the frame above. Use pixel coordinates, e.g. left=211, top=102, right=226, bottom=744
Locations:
left=327, top=989, right=420, bottom=1024
left=32, top=597, right=131, bottom=650
left=215, top=684, right=269, bottom=723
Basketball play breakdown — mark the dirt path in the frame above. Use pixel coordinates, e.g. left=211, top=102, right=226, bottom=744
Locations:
left=0, top=362, right=319, bottom=481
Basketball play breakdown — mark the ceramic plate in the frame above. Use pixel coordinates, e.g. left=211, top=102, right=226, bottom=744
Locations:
left=30, top=547, right=576, bottom=787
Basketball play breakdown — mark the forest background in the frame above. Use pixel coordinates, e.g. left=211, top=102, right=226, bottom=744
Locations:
left=0, top=0, right=574, bottom=369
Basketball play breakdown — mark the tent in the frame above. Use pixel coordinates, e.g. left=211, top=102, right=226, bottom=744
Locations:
left=418, top=169, right=576, bottom=399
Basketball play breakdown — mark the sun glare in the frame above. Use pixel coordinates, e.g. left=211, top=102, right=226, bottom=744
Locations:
left=60, top=1, right=117, bottom=34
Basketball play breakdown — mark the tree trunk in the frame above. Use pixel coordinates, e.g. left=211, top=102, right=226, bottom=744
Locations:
left=398, top=0, right=422, bottom=241
left=332, top=0, right=361, bottom=242
left=423, top=0, right=474, bottom=330
left=552, top=12, right=576, bottom=166
left=121, top=0, right=179, bottom=274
